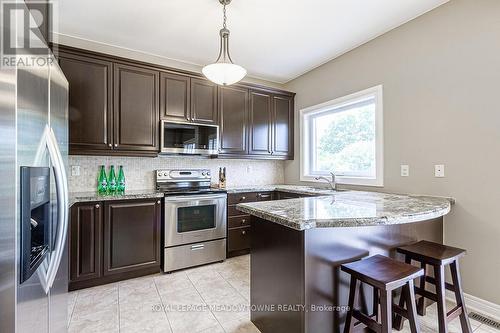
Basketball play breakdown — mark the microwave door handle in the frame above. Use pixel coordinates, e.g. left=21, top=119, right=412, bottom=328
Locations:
left=45, top=128, right=69, bottom=289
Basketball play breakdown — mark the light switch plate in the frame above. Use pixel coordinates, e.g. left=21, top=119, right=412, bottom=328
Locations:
left=401, top=165, right=409, bottom=177
left=434, top=164, right=445, bottom=178
left=71, top=165, right=80, bottom=176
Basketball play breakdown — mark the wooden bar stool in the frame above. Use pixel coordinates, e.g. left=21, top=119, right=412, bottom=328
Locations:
left=395, top=240, right=472, bottom=333
left=341, top=255, right=424, bottom=333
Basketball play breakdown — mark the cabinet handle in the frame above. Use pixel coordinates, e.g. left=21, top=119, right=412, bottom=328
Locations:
left=257, top=193, right=271, bottom=198
left=241, top=230, right=246, bottom=235
left=241, top=219, right=246, bottom=224
left=114, top=143, right=118, bottom=147
left=108, top=144, right=112, bottom=147
left=157, top=200, right=161, bottom=204
left=240, top=196, right=246, bottom=201
left=95, top=204, right=100, bottom=209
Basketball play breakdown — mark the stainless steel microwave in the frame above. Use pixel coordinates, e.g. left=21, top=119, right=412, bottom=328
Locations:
left=160, top=121, right=219, bottom=155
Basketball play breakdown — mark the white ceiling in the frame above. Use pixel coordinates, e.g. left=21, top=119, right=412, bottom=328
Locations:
left=55, top=0, right=448, bottom=84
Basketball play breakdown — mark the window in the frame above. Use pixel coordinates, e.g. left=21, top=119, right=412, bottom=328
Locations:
left=300, top=85, right=383, bottom=186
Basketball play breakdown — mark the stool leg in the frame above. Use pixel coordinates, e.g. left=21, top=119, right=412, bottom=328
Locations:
left=373, top=287, right=379, bottom=321
left=394, top=255, right=412, bottom=330
left=344, top=276, right=358, bottom=333
left=450, top=261, right=472, bottom=333
left=417, top=261, right=427, bottom=316
left=434, top=265, right=449, bottom=333
left=380, top=289, right=393, bottom=333
left=406, top=279, right=421, bottom=333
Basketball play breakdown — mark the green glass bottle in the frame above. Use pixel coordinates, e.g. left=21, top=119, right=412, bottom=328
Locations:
left=117, top=165, right=125, bottom=193
left=97, top=165, right=108, bottom=195
left=108, top=165, right=117, bottom=194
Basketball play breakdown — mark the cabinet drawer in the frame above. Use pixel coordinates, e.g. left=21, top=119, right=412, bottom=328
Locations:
left=228, top=191, right=273, bottom=205
left=228, top=226, right=251, bottom=252
left=228, top=215, right=251, bottom=229
left=228, top=205, right=245, bottom=217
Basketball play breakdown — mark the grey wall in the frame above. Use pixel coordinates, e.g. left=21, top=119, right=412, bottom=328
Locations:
left=284, top=0, right=500, bottom=305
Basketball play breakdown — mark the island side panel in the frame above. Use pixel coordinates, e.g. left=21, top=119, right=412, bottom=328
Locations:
left=303, top=217, right=443, bottom=333
left=251, top=216, right=306, bottom=333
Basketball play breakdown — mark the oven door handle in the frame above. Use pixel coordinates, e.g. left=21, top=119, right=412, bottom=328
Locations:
left=164, top=194, right=227, bottom=202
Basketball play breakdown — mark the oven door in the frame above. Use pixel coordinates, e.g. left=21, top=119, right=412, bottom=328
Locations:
left=164, top=193, right=227, bottom=247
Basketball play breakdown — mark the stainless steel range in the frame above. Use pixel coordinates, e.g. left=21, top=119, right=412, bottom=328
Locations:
left=156, top=169, right=227, bottom=272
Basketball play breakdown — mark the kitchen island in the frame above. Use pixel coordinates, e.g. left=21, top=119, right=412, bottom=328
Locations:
left=236, top=191, right=453, bottom=333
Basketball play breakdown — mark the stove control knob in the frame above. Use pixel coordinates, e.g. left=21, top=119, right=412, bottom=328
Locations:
left=163, top=172, right=168, bottom=177
left=202, top=172, right=207, bottom=176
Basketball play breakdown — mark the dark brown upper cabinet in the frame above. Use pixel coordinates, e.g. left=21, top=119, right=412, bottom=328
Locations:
left=248, top=90, right=273, bottom=155
left=113, top=63, right=159, bottom=153
left=219, top=86, right=249, bottom=155
left=103, top=199, right=161, bottom=276
left=190, top=78, right=218, bottom=124
left=70, top=202, right=103, bottom=284
left=160, top=72, right=190, bottom=122
left=272, top=94, right=294, bottom=158
left=59, top=52, right=113, bottom=153
left=57, top=44, right=294, bottom=159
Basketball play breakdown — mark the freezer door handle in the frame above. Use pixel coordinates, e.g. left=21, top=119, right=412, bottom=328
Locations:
left=45, top=127, right=69, bottom=289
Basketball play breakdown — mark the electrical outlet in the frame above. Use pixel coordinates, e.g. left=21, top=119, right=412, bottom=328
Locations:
left=71, top=165, right=80, bottom=176
left=434, top=164, right=445, bottom=178
left=401, top=165, right=409, bottom=177
left=246, top=165, right=252, bottom=173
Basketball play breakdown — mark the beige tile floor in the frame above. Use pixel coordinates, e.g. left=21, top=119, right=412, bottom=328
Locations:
left=68, top=255, right=499, bottom=333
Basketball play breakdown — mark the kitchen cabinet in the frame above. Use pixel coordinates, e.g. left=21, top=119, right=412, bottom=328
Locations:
left=59, top=52, right=113, bottom=153
left=248, top=90, right=272, bottom=155
left=69, top=202, right=103, bottom=284
left=113, top=63, right=159, bottom=153
left=247, top=89, right=294, bottom=158
left=272, top=94, right=294, bottom=158
left=219, top=86, right=249, bottom=155
left=226, top=191, right=274, bottom=257
left=103, top=199, right=161, bottom=276
left=69, top=198, right=161, bottom=291
left=57, top=44, right=295, bottom=160
left=190, top=78, right=218, bottom=124
left=160, top=72, right=190, bottom=122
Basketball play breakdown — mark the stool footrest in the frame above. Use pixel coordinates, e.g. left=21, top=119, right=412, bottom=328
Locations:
left=353, top=309, right=382, bottom=333
left=424, top=276, right=456, bottom=292
left=446, top=305, right=463, bottom=323
left=415, top=286, right=438, bottom=302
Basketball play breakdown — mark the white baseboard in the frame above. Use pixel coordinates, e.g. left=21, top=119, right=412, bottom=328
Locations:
left=446, top=291, right=500, bottom=322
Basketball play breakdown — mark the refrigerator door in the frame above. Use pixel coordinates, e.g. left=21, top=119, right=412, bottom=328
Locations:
left=48, top=58, right=69, bottom=333
left=16, top=57, right=50, bottom=333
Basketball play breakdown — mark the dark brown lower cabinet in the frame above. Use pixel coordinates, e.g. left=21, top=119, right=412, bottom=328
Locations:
left=69, top=198, right=161, bottom=290
left=226, top=191, right=274, bottom=258
left=70, top=202, right=103, bottom=284
left=103, top=199, right=161, bottom=275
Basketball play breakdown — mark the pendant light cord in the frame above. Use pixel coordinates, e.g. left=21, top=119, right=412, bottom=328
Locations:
left=223, top=2, right=227, bottom=29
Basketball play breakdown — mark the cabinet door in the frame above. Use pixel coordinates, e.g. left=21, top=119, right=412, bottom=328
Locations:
left=59, top=53, right=112, bottom=153
left=103, top=199, right=161, bottom=276
left=272, top=94, right=294, bottom=158
left=248, top=90, right=272, bottom=155
left=70, top=202, right=103, bottom=283
left=160, top=72, right=190, bottom=122
left=191, top=78, right=218, bottom=124
left=219, top=86, right=249, bottom=155
left=113, top=63, right=159, bottom=152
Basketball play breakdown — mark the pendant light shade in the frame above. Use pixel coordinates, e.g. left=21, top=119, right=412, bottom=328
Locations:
left=203, top=0, right=246, bottom=86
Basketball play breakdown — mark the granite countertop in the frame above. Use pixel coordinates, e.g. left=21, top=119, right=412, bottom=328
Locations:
left=225, top=184, right=339, bottom=196
left=69, top=189, right=164, bottom=206
left=236, top=191, right=453, bottom=231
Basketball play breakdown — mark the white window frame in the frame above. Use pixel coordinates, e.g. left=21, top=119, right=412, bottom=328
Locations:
left=300, top=85, right=384, bottom=187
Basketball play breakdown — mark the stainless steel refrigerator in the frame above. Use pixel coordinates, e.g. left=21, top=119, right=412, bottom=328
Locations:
left=0, top=3, right=70, bottom=332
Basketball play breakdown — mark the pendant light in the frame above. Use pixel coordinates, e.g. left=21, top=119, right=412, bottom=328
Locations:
left=202, top=0, right=247, bottom=86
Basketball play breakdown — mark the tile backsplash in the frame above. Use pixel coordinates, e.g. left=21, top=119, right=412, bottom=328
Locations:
left=68, top=155, right=285, bottom=192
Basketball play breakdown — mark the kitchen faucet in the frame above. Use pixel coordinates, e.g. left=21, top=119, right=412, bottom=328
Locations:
left=315, top=172, right=337, bottom=191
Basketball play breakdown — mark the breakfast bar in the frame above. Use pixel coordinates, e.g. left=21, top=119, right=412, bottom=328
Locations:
left=236, top=191, right=453, bottom=333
